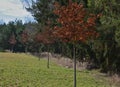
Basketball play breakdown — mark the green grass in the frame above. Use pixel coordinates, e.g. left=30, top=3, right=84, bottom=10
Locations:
left=0, top=52, right=110, bottom=87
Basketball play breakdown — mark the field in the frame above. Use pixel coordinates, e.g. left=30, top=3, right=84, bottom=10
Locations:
left=0, top=53, right=110, bottom=87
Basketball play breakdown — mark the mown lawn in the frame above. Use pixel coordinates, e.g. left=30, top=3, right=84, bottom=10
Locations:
left=0, top=52, right=110, bottom=87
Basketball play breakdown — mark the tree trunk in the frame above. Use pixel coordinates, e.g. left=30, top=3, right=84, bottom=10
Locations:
left=73, top=44, right=76, bottom=87
left=11, top=45, right=14, bottom=53
left=25, top=45, right=27, bottom=53
left=47, top=45, right=50, bottom=68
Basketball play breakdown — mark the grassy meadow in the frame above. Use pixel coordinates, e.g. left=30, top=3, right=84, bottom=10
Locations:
left=0, top=52, right=110, bottom=87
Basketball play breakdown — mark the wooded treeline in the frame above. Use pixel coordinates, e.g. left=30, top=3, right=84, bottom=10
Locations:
left=0, top=0, right=120, bottom=74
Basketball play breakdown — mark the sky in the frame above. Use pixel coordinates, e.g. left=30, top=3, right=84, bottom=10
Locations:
left=0, top=0, right=35, bottom=23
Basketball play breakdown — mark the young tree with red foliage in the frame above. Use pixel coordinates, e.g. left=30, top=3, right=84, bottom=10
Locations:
left=35, top=26, right=55, bottom=68
left=9, top=33, right=16, bottom=52
left=53, top=0, right=101, bottom=87
left=21, top=31, right=29, bottom=53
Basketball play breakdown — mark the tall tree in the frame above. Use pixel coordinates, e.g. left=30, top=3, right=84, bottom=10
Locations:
left=26, top=0, right=54, bottom=28
left=87, top=0, right=120, bottom=73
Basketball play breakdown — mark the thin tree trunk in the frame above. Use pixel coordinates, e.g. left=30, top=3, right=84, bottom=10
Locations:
left=25, top=45, right=27, bottom=53
left=47, top=45, right=50, bottom=68
left=61, top=42, right=64, bottom=57
left=73, top=44, right=76, bottom=87
left=11, top=45, right=14, bottom=53
left=38, top=46, right=42, bottom=61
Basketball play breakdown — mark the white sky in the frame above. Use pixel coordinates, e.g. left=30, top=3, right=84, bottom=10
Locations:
left=0, top=0, right=34, bottom=23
